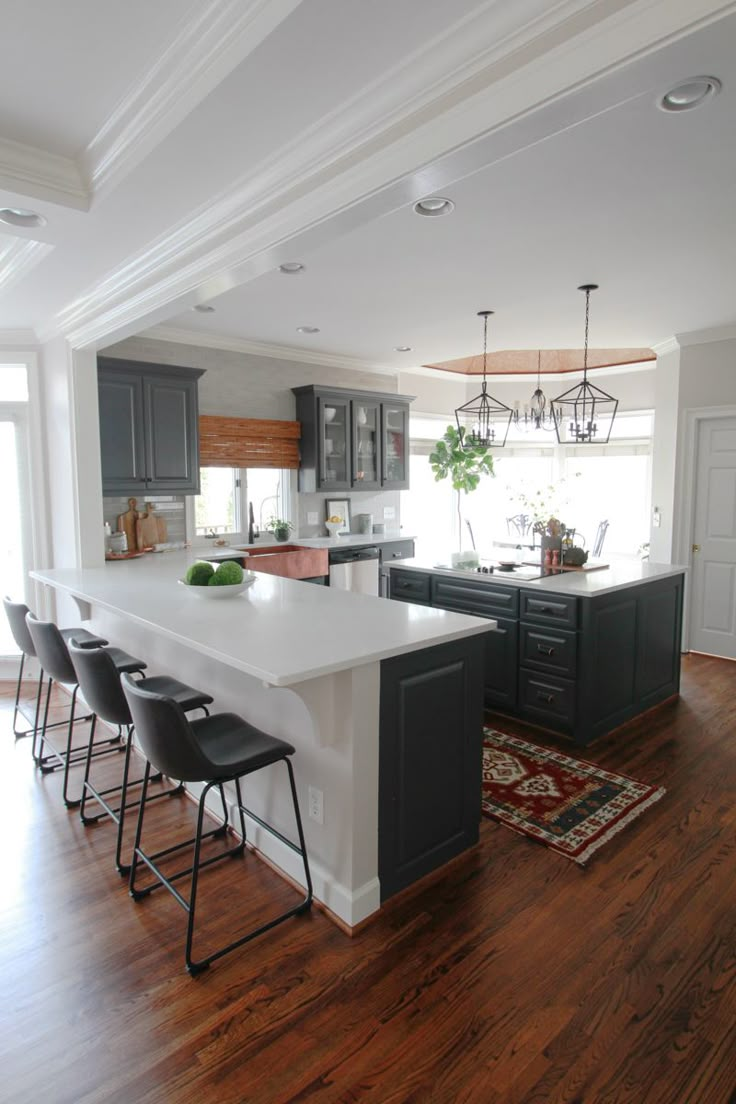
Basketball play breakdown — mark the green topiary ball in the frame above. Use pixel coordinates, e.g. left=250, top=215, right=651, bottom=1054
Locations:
left=185, top=561, right=215, bottom=586
left=211, top=560, right=244, bottom=585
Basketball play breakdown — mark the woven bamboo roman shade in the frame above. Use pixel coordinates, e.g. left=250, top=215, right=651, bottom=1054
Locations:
left=199, top=415, right=301, bottom=469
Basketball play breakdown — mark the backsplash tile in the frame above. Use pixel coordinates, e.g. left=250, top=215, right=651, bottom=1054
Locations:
left=103, top=495, right=186, bottom=545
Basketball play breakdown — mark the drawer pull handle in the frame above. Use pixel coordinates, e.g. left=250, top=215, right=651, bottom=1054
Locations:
left=536, top=692, right=556, bottom=704
left=537, top=644, right=555, bottom=656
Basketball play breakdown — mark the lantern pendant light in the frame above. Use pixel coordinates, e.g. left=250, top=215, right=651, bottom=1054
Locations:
left=513, top=351, right=557, bottom=432
left=455, top=310, right=512, bottom=449
left=550, top=284, right=618, bottom=444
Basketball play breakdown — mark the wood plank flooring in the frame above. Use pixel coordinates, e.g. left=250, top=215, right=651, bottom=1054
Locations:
left=0, top=654, right=734, bottom=1104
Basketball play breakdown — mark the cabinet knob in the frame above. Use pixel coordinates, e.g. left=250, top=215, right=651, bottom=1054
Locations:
left=536, top=692, right=555, bottom=704
left=537, top=644, right=555, bottom=655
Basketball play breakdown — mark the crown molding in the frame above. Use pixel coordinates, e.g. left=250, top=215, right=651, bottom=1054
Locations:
left=651, top=337, right=681, bottom=356
left=81, top=0, right=303, bottom=198
left=140, top=325, right=398, bottom=376
left=50, top=0, right=736, bottom=348
left=0, top=328, right=38, bottom=347
left=675, top=324, right=736, bottom=347
left=0, top=135, right=87, bottom=210
left=0, top=236, right=53, bottom=294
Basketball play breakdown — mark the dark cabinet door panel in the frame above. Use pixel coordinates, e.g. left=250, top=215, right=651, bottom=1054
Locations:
left=484, top=617, right=518, bottom=710
left=98, top=372, right=146, bottom=493
left=635, top=576, right=683, bottom=705
left=578, top=595, right=638, bottom=737
left=379, top=637, right=484, bottom=901
left=144, top=377, right=198, bottom=489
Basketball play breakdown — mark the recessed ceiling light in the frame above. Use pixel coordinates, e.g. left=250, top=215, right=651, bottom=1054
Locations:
left=279, top=262, right=305, bottom=274
left=413, top=196, right=454, bottom=217
left=394, top=346, right=413, bottom=352
left=192, top=304, right=215, bottom=313
left=296, top=325, right=320, bottom=334
left=0, top=207, right=47, bottom=228
left=658, top=76, right=721, bottom=112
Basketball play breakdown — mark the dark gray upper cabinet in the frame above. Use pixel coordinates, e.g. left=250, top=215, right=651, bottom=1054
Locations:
left=292, top=385, right=414, bottom=493
left=98, top=358, right=204, bottom=496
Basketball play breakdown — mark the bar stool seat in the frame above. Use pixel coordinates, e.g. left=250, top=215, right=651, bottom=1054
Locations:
left=121, top=676, right=312, bottom=976
left=69, top=641, right=213, bottom=874
left=26, top=613, right=147, bottom=807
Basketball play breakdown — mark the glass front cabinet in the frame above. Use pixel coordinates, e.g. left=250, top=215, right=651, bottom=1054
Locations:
left=293, top=386, right=414, bottom=494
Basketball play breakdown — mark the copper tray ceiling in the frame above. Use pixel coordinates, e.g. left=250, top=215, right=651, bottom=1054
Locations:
left=424, top=348, right=655, bottom=375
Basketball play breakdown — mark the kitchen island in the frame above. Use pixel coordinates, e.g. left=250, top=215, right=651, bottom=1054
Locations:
left=389, top=558, right=686, bottom=746
left=32, top=552, right=494, bottom=928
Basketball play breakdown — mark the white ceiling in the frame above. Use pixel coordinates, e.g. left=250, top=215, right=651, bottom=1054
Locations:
left=0, top=0, right=735, bottom=366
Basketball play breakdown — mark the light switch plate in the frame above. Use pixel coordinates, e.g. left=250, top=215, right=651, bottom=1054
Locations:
left=383, top=506, right=396, bottom=520
left=307, top=512, right=319, bottom=525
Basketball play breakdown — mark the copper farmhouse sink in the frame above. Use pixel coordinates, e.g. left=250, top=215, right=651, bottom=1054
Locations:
left=230, top=544, right=327, bottom=580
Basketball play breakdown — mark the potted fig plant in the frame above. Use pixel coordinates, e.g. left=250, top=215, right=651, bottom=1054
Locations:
left=429, top=425, right=495, bottom=556
left=267, top=517, right=293, bottom=543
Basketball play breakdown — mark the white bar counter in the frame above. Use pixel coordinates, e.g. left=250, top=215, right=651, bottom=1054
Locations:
left=32, top=553, right=493, bottom=929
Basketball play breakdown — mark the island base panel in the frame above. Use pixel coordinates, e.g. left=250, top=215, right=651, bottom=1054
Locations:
left=378, top=636, right=485, bottom=901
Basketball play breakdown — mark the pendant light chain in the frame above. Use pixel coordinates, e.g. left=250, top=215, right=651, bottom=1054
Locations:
left=583, top=285, right=590, bottom=379
left=481, top=310, right=489, bottom=390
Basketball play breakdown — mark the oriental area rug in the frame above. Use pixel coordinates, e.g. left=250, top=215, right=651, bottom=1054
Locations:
left=482, top=729, right=665, bottom=864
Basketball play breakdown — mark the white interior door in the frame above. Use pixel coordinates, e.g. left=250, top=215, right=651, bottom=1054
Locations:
left=690, top=416, right=736, bottom=659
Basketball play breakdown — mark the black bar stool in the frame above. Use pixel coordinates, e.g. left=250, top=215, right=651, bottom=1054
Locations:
left=25, top=613, right=147, bottom=807
left=69, top=640, right=213, bottom=874
left=121, top=675, right=313, bottom=975
left=3, top=596, right=107, bottom=742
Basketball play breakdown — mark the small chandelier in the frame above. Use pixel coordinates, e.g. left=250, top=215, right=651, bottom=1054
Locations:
left=455, top=310, right=512, bottom=449
left=513, top=351, right=557, bottom=432
left=550, top=284, right=618, bottom=444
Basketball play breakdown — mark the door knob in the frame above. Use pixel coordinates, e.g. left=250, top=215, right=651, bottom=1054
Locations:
left=692, top=544, right=701, bottom=553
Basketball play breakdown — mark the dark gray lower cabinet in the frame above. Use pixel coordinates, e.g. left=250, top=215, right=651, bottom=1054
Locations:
left=379, top=635, right=485, bottom=901
left=389, top=567, right=684, bottom=746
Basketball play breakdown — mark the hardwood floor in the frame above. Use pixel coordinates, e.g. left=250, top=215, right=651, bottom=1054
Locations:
left=1, top=655, right=734, bottom=1104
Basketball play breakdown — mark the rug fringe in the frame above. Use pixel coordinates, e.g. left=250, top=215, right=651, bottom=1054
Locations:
left=574, top=786, right=666, bottom=865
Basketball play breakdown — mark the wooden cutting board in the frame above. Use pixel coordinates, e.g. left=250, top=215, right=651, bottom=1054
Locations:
left=117, top=497, right=139, bottom=553
left=136, top=504, right=160, bottom=550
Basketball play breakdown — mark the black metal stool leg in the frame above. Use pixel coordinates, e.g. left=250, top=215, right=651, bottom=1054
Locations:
left=35, top=676, right=54, bottom=766
left=79, top=714, right=98, bottom=825
left=61, top=685, right=80, bottom=808
left=11, top=653, right=35, bottom=739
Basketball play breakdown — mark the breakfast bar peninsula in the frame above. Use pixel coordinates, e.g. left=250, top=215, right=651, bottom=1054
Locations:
left=32, top=553, right=494, bottom=929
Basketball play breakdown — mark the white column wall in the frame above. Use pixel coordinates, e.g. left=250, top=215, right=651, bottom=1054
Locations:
left=649, top=348, right=681, bottom=562
left=40, top=339, right=104, bottom=623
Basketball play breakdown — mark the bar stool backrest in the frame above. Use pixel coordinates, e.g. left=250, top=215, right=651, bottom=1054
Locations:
left=121, top=675, right=214, bottom=783
left=69, top=641, right=132, bottom=727
left=4, top=597, right=36, bottom=658
left=25, top=613, right=77, bottom=685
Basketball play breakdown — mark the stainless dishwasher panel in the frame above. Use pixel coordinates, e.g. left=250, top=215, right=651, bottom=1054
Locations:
left=328, top=546, right=380, bottom=596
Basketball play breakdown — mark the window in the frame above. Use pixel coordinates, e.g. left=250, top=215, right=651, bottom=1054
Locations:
left=1, top=363, right=31, bottom=656
left=192, top=467, right=289, bottom=537
left=405, top=407, right=653, bottom=560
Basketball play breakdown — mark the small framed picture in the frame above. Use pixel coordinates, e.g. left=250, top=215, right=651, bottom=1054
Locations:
left=326, top=499, right=351, bottom=534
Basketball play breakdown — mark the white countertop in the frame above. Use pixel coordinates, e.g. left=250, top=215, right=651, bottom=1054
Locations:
left=389, top=557, right=687, bottom=597
left=31, top=549, right=491, bottom=688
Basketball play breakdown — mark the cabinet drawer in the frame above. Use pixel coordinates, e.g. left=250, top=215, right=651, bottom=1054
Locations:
left=520, top=590, right=578, bottom=629
left=390, top=569, right=430, bottom=604
left=520, top=624, right=578, bottom=678
left=519, top=669, right=576, bottom=727
left=381, top=540, right=415, bottom=562
left=431, top=576, right=519, bottom=618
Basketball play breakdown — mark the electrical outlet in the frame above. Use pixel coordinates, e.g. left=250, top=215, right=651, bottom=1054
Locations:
left=652, top=506, right=661, bottom=528
left=307, top=512, right=319, bottom=525
left=308, top=786, right=324, bottom=824
left=383, top=506, right=396, bottom=520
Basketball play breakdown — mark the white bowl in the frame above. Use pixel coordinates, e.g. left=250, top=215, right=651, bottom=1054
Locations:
left=325, top=521, right=343, bottom=537
left=178, top=574, right=255, bottom=599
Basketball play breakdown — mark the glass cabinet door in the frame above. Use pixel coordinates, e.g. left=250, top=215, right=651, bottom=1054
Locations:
left=352, top=400, right=381, bottom=489
left=382, top=404, right=409, bottom=488
left=318, top=398, right=351, bottom=489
